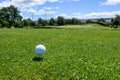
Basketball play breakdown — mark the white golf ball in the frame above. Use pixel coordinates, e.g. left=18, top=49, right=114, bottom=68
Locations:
left=35, top=44, right=46, bottom=55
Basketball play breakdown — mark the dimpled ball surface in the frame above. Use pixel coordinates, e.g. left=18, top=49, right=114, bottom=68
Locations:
left=35, top=45, right=46, bottom=55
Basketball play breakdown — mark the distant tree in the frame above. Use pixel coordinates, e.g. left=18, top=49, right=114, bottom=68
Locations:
left=0, top=7, right=8, bottom=21
left=111, top=15, right=120, bottom=28
left=0, top=8, right=9, bottom=27
left=31, top=21, right=36, bottom=27
left=0, top=5, right=22, bottom=28
left=37, top=18, right=43, bottom=26
left=57, top=16, right=65, bottom=26
left=14, top=18, right=23, bottom=28
left=41, top=20, right=48, bottom=26
left=65, top=19, right=72, bottom=25
left=23, top=18, right=32, bottom=27
left=97, top=18, right=105, bottom=23
left=49, top=18, right=55, bottom=26
left=72, top=18, right=81, bottom=25
left=0, top=20, right=9, bottom=28
left=86, top=19, right=93, bottom=23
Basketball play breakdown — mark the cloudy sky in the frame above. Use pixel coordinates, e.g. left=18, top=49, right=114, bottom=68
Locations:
left=0, top=0, right=120, bottom=20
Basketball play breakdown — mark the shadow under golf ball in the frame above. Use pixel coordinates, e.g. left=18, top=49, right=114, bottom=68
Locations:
left=32, top=56, right=43, bottom=62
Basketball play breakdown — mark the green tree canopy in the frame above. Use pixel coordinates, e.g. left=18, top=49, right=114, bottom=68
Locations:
left=86, top=19, right=93, bottom=24
left=23, top=18, right=33, bottom=27
left=97, top=18, right=105, bottom=23
left=0, top=5, right=22, bottom=28
left=49, top=18, right=55, bottom=26
left=72, top=18, right=81, bottom=25
left=111, top=15, right=120, bottom=28
left=37, top=18, right=43, bottom=25
left=57, top=16, right=65, bottom=26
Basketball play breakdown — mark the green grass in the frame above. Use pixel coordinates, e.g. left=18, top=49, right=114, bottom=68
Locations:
left=0, top=25, right=120, bottom=80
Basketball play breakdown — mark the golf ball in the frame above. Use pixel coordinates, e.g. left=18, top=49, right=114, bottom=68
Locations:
left=35, top=44, right=46, bottom=55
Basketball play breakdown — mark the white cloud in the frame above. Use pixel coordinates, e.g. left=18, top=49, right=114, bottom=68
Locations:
left=73, top=13, right=81, bottom=16
left=56, top=13, right=82, bottom=19
left=56, top=14, right=71, bottom=18
left=101, top=0, right=120, bottom=5
left=0, top=0, right=58, bottom=18
left=56, top=10, right=120, bottom=19
left=27, top=8, right=37, bottom=13
left=36, top=10, right=56, bottom=15
left=22, top=8, right=56, bottom=16
left=0, top=0, right=58, bottom=8
left=43, top=7, right=52, bottom=10
left=83, top=11, right=120, bottom=18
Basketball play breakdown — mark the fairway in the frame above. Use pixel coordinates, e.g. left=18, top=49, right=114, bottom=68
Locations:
left=0, top=26, right=120, bottom=79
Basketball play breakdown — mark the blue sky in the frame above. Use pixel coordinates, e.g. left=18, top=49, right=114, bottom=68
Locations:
left=0, top=0, right=120, bottom=20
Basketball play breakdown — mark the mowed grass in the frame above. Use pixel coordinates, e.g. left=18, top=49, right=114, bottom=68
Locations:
left=0, top=25, right=120, bottom=80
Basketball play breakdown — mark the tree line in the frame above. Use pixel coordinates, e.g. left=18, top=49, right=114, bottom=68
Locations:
left=0, top=5, right=120, bottom=28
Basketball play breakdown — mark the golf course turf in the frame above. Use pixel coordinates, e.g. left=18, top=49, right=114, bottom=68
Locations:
left=0, top=25, right=120, bottom=79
